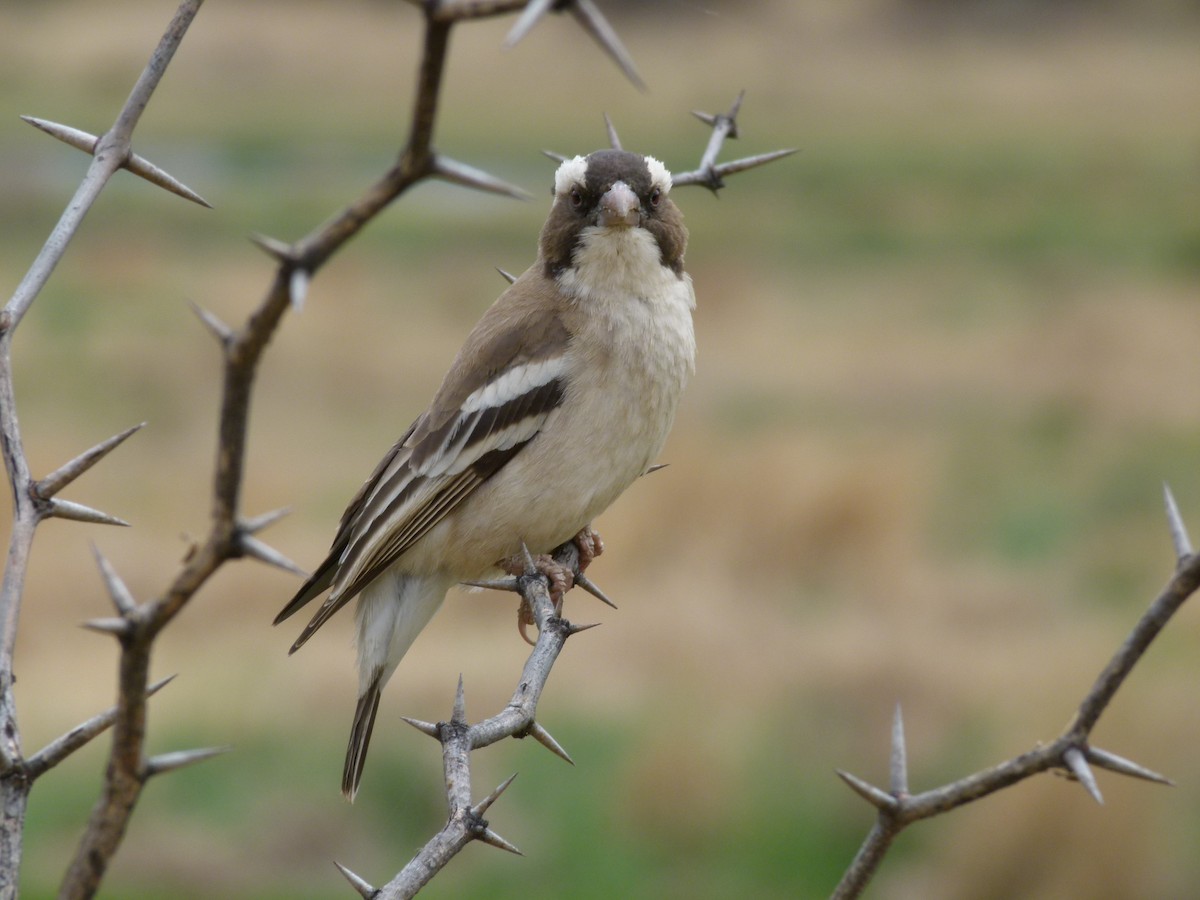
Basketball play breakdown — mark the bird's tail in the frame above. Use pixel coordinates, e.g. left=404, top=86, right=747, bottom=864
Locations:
left=342, top=571, right=452, bottom=801
left=342, top=667, right=383, bottom=802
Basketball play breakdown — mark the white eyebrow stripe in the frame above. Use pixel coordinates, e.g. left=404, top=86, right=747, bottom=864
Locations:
left=643, top=155, right=672, bottom=194
left=554, top=155, right=588, bottom=195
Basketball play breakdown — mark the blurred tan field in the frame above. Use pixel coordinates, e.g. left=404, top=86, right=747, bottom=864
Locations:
left=3, top=1, right=1200, bottom=897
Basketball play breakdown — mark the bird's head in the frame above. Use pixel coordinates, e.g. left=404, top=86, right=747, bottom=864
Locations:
left=540, top=149, right=687, bottom=279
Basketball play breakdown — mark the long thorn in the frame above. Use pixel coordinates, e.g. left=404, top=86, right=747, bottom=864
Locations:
left=82, top=617, right=131, bottom=637
left=526, top=721, right=574, bottom=765
left=835, top=769, right=898, bottom=811
left=569, top=0, right=646, bottom=90
left=433, top=155, right=531, bottom=201
left=475, top=826, right=523, bottom=856
left=188, top=300, right=233, bottom=345
left=289, top=268, right=310, bottom=311
left=237, top=534, right=308, bottom=578
left=451, top=675, right=467, bottom=726
left=504, top=0, right=554, bottom=48
left=496, top=267, right=517, bottom=284
left=45, top=498, right=129, bottom=527
left=472, top=772, right=519, bottom=817
left=334, top=861, right=377, bottom=899
left=890, top=703, right=909, bottom=796
left=1163, top=483, right=1192, bottom=559
left=37, top=423, right=145, bottom=499
left=564, top=620, right=601, bottom=636
left=241, top=507, right=291, bottom=535
left=20, top=115, right=97, bottom=154
left=603, top=112, right=622, bottom=151
left=461, top=576, right=520, bottom=593
left=400, top=716, right=440, bottom=739
left=249, top=232, right=296, bottom=263
left=145, top=746, right=232, bottom=778
left=574, top=572, right=617, bottom=609
left=123, top=150, right=211, bottom=208
left=1063, top=746, right=1103, bottom=804
left=91, top=544, right=136, bottom=614
left=1086, top=745, right=1173, bottom=786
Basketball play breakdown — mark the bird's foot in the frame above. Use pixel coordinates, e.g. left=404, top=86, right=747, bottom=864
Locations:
left=573, top=525, right=604, bottom=572
left=503, top=552, right=575, bottom=645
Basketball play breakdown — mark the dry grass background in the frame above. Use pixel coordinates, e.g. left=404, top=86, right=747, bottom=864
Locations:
left=2, top=1, right=1199, bottom=897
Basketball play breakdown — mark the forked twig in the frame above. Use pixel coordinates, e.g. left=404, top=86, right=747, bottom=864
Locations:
left=831, top=486, right=1200, bottom=898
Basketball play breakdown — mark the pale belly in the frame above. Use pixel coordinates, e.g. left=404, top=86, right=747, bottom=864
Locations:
left=403, top=334, right=690, bottom=578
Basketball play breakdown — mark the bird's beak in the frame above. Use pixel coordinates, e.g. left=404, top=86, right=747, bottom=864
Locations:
left=597, top=180, right=640, bottom=228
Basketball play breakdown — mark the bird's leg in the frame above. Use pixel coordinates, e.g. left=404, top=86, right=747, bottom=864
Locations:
left=502, top=526, right=604, bottom=644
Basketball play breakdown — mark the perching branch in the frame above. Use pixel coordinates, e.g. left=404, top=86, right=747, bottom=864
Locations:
left=332, top=541, right=596, bottom=899
left=831, top=483, right=1197, bottom=899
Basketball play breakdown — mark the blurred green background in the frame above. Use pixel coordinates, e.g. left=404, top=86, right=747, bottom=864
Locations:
left=3, top=1, right=1200, bottom=897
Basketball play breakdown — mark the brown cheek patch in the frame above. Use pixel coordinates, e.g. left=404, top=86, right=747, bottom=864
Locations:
left=540, top=200, right=585, bottom=276
left=648, top=201, right=688, bottom=276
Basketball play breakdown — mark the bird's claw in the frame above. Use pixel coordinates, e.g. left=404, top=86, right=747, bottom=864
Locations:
left=504, top=552, right=575, bottom=644
left=573, top=525, right=604, bottom=572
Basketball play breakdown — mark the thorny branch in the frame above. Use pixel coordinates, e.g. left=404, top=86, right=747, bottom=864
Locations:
left=831, top=484, right=1197, bottom=899
left=1, top=0, right=790, bottom=898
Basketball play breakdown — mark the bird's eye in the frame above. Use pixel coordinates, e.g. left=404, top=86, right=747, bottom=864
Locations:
left=569, top=188, right=584, bottom=209
left=649, top=188, right=662, bottom=208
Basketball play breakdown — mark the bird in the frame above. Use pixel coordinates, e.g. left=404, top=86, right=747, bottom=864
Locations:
left=275, top=148, right=695, bottom=801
